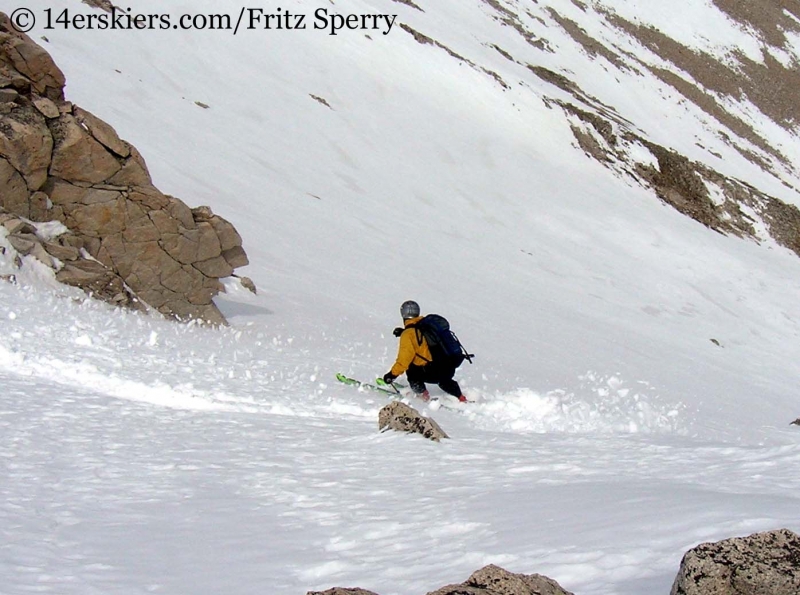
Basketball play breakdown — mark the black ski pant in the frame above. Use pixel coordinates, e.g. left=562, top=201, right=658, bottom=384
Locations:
left=406, top=362, right=461, bottom=397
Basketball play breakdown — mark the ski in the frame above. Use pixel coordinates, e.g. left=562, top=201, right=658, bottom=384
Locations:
left=375, top=377, right=406, bottom=390
left=336, top=373, right=400, bottom=396
left=337, top=374, right=474, bottom=409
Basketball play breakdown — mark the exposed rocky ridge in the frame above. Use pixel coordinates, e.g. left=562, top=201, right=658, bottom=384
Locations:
left=560, top=99, right=800, bottom=257
left=308, top=531, right=800, bottom=595
left=399, top=0, right=800, bottom=259
left=0, top=14, right=249, bottom=324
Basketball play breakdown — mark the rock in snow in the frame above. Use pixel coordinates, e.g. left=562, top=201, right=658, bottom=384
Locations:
left=670, top=529, right=800, bottom=595
left=378, top=401, right=449, bottom=442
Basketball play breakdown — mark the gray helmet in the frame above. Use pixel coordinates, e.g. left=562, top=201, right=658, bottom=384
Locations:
left=400, top=300, right=420, bottom=319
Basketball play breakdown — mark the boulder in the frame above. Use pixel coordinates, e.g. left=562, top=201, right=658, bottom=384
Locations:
left=428, top=564, right=574, bottom=595
left=378, top=401, right=448, bottom=441
left=671, top=528, right=800, bottom=595
left=307, top=590, right=380, bottom=595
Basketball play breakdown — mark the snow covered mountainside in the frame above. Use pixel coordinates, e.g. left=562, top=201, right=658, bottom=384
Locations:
left=2, top=0, right=800, bottom=594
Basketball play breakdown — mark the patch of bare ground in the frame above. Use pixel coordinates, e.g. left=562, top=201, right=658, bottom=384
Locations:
left=399, top=24, right=509, bottom=89
left=479, top=0, right=553, bottom=52
left=711, top=0, right=800, bottom=47
left=648, top=65, right=778, bottom=173
left=545, top=7, right=632, bottom=72
left=529, top=66, right=631, bottom=127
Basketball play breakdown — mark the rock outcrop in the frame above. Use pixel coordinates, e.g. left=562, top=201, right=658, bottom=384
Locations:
left=0, top=13, right=249, bottom=324
left=429, top=564, right=575, bottom=595
left=671, top=529, right=800, bottom=595
left=0, top=207, right=139, bottom=306
left=378, top=401, right=449, bottom=441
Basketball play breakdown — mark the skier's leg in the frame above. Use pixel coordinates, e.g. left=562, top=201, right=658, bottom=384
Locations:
left=438, top=377, right=463, bottom=398
left=406, top=365, right=427, bottom=395
left=435, top=366, right=464, bottom=399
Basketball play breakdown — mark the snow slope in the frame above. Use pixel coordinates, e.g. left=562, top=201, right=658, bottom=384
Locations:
left=3, top=0, right=800, bottom=593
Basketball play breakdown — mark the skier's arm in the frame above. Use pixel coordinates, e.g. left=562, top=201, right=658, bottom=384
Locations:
left=390, top=330, right=417, bottom=377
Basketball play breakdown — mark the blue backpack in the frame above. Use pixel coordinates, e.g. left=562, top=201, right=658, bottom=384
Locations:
left=411, top=314, right=474, bottom=368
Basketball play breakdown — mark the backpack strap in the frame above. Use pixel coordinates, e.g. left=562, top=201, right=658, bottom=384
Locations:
left=404, top=323, right=432, bottom=364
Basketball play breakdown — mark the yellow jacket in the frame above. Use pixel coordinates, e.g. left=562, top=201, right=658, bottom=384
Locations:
left=390, top=316, right=432, bottom=376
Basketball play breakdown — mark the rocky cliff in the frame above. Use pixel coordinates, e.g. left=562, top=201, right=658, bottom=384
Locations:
left=0, top=13, right=249, bottom=325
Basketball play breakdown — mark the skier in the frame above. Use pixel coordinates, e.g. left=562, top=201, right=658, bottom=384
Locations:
left=382, top=300, right=468, bottom=402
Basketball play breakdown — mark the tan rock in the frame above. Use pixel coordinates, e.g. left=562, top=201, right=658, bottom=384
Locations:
left=2, top=218, right=36, bottom=234
left=148, top=209, right=179, bottom=235
left=209, top=214, right=243, bottom=251
left=129, top=186, right=168, bottom=211
left=0, top=156, right=29, bottom=216
left=122, top=217, right=160, bottom=243
left=74, top=106, right=130, bottom=157
left=0, top=103, right=53, bottom=190
left=67, top=195, right=126, bottom=237
left=191, top=205, right=214, bottom=222
left=6, top=233, right=36, bottom=255
left=222, top=245, right=249, bottom=268
left=0, top=22, right=66, bottom=99
left=160, top=229, right=199, bottom=264
left=108, top=153, right=151, bottom=187
left=193, top=255, right=233, bottom=278
left=32, top=96, right=59, bottom=119
left=123, top=243, right=181, bottom=289
left=46, top=179, right=92, bottom=205
left=0, top=87, right=18, bottom=102
left=196, top=221, right=222, bottom=261
left=0, top=65, right=29, bottom=91
left=28, top=240, right=55, bottom=267
left=0, top=25, right=248, bottom=325
left=378, top=401, right=448, bottom=442
left=239, top=276, right=257, bottom=294
left=161, top=265, right=197, bottom=294
left=43, top=240, right=80, bottom=261
left=49, top=113, right=121, bottom=183
left=186, top=284, right=215, bottom=305
left=166, top=196, right=196, bottom=229
left=28, top=191, right=52, bottom=221
left=428, top=565, right=574, bottom=595
left=307, top=590, right=380, bottom=595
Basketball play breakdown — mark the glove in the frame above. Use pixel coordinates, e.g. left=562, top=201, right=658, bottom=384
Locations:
left=393, top=327, right=404, bottom=338
left=383, top=372, right=397, bottom=384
